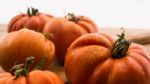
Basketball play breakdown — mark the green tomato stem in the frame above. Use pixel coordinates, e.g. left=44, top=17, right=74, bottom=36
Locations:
left=111, top=31, right=131, bottom=59
left=27, top=7, right=39, bottom=16
left=10, top=56, right=34, bottom=79
left=65, top=13, right=83, bottom=23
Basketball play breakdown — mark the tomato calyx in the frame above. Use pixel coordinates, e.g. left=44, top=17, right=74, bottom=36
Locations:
left=10, top=56, right=34, bottom=79
left=10, top=56, right=46, bottom=79
left=65, top=13, right=83, bottom=23
left=43, top=33, right=54, bottom=41
left=111, top=31, right=131, bottom=59
left=27, top=7, right=39, bottom=17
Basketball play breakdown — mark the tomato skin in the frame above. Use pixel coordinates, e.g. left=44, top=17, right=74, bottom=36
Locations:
left=65, top=32, right=150, bottom=84
left=43, top=15, right=98, bottom=64
left=8, top=8, right=53, bottom=32
left=0, top=28, right=55, bottom=71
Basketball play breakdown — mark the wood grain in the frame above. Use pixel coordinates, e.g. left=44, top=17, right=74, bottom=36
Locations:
left=128, top=32, right=150, bottom=44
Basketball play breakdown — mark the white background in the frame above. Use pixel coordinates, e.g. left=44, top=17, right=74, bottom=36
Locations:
left=0, top=0, right=150, bottom=29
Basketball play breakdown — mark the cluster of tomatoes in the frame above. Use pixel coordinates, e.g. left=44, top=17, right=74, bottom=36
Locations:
left=0, top=7, right=150, bottom=84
